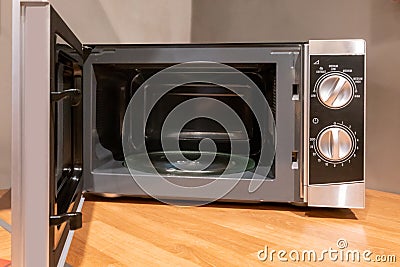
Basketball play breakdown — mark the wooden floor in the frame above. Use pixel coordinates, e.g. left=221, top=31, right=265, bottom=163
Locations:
left=65, top=190, right=400, bottom=266
left=0, top=189, right=11, bottom=263
left=1, top=189, right=399, bottom=266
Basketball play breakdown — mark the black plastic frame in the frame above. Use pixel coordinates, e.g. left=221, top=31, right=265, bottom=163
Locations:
left=49, top=7, right=84, bottom=267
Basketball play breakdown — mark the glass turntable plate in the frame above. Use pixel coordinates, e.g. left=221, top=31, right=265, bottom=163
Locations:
left=124, top=151, right=255, bottom=176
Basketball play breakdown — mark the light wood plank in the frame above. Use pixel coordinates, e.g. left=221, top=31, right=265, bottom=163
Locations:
left=1, top=189, right=399, bottom=266
left=66, top=190, right=400, bottom=266
left=0, top=227, right=11, bottom=261
left=0, top=189, right=11, bottom=225
left=0, top=189, right=11, bottom=262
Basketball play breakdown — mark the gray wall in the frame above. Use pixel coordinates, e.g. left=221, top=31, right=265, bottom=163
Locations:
left=49, top=0, right=192, bottom=43
left=191, top=0, right=400, bottom=194
left=0, top=0, right=192, bottom=189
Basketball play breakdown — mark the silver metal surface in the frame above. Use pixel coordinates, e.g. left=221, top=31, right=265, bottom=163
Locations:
left=302, top=44, right=310, bottom=201
left=307, top=39, right=365, bottom=208
left=0, top=218, right=11, bottom=233
left=308, top=182, right=364, bottom=208
left=363, top=42, right=367, bottom=209
left=83, top=41, right=364, bottom=206
left=12, top=1, right=51, bottom=266
left=309, top=39, right=366, bottom=55
left=84, top=46, right=303, bottom=202
left=317, top=73, right=354, bottom=109
left=316, top=126, right=354, bottom=162
left=11, top=1, right=23, bottom=266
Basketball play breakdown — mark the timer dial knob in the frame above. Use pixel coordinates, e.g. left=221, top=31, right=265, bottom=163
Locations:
left=316, top=126, right=355, bottom=162
left=317, top=73, right=354, bottom=109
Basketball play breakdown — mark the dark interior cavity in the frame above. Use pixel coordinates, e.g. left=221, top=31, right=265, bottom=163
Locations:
left=93, top=63, right=276, bottom=177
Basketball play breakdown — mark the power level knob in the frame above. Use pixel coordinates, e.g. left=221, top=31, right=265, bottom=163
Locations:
left=317, top=73, right=354, bottom=109
left=316, top=126, right=355, bottom=162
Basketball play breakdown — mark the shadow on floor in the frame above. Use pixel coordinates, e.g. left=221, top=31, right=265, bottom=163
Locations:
left=0, top=189, right=11, bottom=211
left=83, top=193, right=358, bottom=220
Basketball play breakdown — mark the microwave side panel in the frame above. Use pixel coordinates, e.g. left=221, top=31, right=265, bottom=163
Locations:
left=83, top=44, right=303, bottom=202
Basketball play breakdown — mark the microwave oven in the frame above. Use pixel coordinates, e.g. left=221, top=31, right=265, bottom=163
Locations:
left=11, top=2, right=365, bottom=266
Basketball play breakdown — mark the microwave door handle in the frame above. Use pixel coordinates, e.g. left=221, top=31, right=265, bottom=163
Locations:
left=51, top=88, right=82, bottom=106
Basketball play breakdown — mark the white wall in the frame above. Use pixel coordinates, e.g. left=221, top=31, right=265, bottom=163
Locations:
left=0, top=0, right=12, bottom=189
left=191, top=0, right=400, bottom=194
left=50, top=0, right=192, bottom=43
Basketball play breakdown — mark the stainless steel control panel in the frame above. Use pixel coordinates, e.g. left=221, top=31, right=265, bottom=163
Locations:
left=307, top=39, right=365, bottom=208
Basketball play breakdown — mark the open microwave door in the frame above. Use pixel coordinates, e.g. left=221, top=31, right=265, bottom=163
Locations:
left=12, top=1, right=84, bottom=266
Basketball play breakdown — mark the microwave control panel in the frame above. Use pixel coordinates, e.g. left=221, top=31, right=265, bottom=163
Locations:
left=308, top=55, right=364, bottom=185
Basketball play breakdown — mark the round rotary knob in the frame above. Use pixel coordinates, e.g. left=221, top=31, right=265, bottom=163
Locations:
left=316, top=126, right=355, bottom=162
left=317, top=73, right=354, bottom=109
